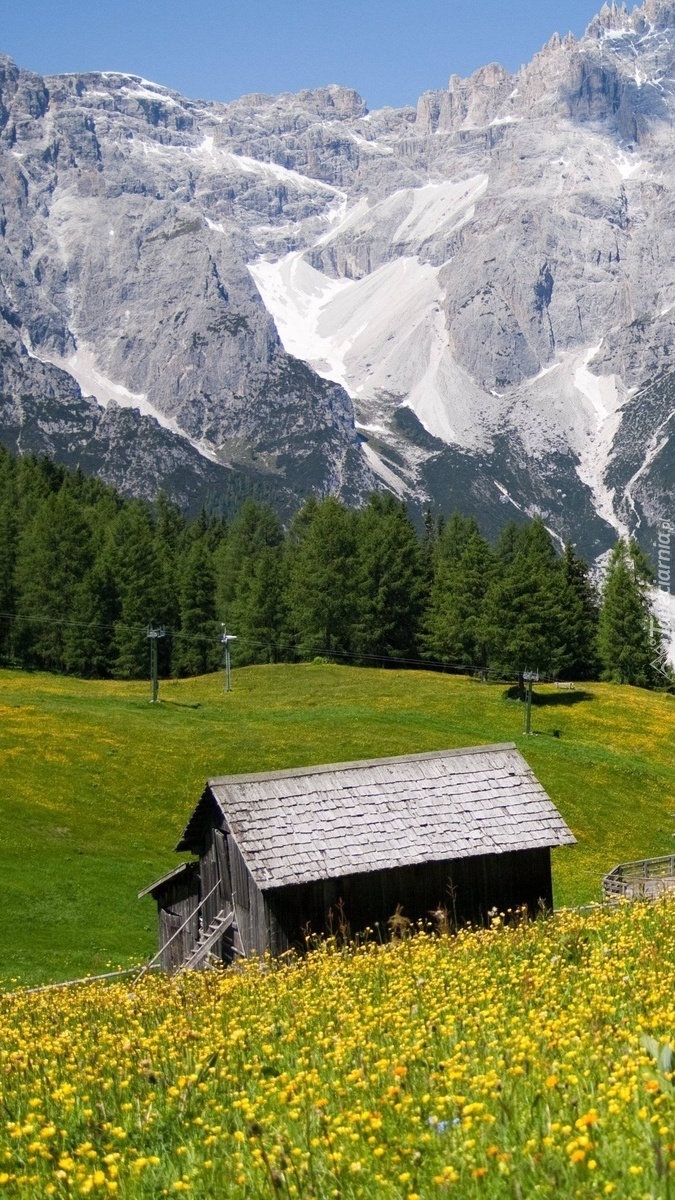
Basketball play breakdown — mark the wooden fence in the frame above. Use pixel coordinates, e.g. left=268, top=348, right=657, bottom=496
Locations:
left=602, top=855, right=675, bottom=901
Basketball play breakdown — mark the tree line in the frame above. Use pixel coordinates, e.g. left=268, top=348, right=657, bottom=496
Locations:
left=0, top=446, right=667, bottom=688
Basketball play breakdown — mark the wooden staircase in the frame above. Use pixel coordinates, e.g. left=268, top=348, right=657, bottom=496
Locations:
left=177, top=909, right=234, bottom=973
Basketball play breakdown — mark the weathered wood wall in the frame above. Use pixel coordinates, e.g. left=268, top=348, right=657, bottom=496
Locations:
left=157, top=868, right=200, bottom=972
left=196, top=820, right=269, bottom=961
left=262, top=848, right=553, bottom=956
left=200, top=826, right=220, bottom=929
left=182, top=806, right=553, bottom=963
left=223, top=830, right=268, bottom=958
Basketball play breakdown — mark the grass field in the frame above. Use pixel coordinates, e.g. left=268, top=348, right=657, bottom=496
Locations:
left=3, top=901, right=675, bottom=1199
left=1, top=663, right=675, bottom=984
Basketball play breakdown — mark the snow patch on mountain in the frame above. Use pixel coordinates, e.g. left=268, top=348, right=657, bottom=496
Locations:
left=360, top=442, right=408, bottom=496
left=26, top=342, right=221, bottom=464
left=247, top=172, right=496, bottom=458
left=572, top=346, right=628, bottom=535
left=623, top=397, right=675, bottom=528
left=391, top=176, right=489, bottom=245
left=136, top=135, right=342, bottom=196
left=310, top=175, right=488, bottom=256
left=249, top=251, right=496, bottom=448
left=248, top=253, right=351, bottom=378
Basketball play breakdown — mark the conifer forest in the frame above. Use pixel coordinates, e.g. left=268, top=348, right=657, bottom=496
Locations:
left=0, top=446, right=666, bottom=688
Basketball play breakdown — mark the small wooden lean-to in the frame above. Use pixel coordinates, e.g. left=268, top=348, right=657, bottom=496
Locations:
left=140, top=742, right=575, bottom=972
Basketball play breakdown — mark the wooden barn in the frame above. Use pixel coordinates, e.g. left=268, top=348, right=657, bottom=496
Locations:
left=140, top=742, right=575, bottom=972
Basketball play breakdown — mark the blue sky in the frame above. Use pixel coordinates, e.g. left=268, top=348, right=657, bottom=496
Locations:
left=4, top=0, right=606, bottom=109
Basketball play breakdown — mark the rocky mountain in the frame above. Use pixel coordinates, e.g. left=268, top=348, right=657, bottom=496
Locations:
left=3, top=0, right=675, bottom=553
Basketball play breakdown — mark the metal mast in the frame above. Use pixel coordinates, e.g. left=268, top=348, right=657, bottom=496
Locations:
left=146, top=625, right=166, bottom=703
left=221, top=625, right=237, bottom=693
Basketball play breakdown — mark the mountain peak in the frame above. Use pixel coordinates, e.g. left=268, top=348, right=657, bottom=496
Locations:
left=586, top=0, right=675, bottom=37
left=2, top=21, right=675, bottom=552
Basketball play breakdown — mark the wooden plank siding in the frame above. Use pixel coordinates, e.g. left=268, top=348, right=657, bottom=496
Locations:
left=155, top=870, right=200, bottom=972
left=263, top=848, right=552, bottom=956
left=226, top=832, right=269, bottom=957
left=148, top=745, right=572, bottom=969
left=201, top=827, right=221, bottom=931
left=145, top=838, right=553, bottom=967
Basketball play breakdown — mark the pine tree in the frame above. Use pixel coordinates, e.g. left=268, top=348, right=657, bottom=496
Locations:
left=494, top=519, right=526, bottom=566
left=479, top=518, right=569, bottom=683
left=216, top=500, right=281, bottom=604
left=424, top=527, right=494, bottom=668
left=14, top=489, right=94, bottom=671
left=102, top=501, right=165, bottom=679
left=215, top=499, right=284, bottom=664
left=285, top=496, right=357, bottom=658
left=17, top=454, right=65, bottom=513
left=230, top=544, right=286, bottom=664
left=173, top=537, right=220, bottom=676
left=560, top=543, right=600, bottom=679
left=0, top=449, right=18, bottom=661
left=421, top=505, right=442, bottom=590
left=61, top=487, right=124, bottom=677
left=352, top=493, right=425, bottom=661
left=436, top=513, right=482, bottom=569
left=597, top=538, right=655, bottom=686
left=154, top=493, right=186, bottom=677
left=62, top=560, right=118, bottom=678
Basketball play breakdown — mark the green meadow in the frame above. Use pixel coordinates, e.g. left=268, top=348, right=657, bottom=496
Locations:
left=1, top=663, right=674, bottom=985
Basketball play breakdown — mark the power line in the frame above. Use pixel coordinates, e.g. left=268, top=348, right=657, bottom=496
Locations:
left=0, top=607, right=542, bottom=681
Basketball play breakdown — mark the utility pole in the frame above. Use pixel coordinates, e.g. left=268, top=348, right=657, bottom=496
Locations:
left=146, top=625, right=166, bottom=703
left=221, top=625, right=237, bottom=693
left=523, top=668, right=539, bottom=735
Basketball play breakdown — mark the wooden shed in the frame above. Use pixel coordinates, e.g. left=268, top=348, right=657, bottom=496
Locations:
left=140, top=742, right=575, bottom=971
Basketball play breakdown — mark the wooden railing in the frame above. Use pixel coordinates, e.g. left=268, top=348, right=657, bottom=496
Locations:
left=602, top=855, right=675, bottom=901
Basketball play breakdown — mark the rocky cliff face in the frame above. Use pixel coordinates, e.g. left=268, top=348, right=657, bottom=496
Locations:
left=0, top=59, right=374, bottom=514
left=3, top=1, right=675, bottom=552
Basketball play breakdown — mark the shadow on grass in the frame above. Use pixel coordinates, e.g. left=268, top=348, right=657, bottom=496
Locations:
left=502, top=686, right=594, bottom=706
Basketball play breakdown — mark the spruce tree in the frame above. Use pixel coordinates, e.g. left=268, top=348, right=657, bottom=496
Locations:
left=494, top=519, right=527, bottom=566
left=216, top=500, right=281, bottom=604
left=436, top=513, right=482, bottom=569
left=352, top=493, right=425, bottom=661
left=154, top=494, right=185, bottom=677
left=230, top=544, right=286, bottom=664
left=173, top=537, right=220, bottom=676
left=424, top=527, right=494, bottom=668
left=215, top=499, right=284, bottom=663
left=479, top=518, right=569, bottom=684
left=421, top=506, right=442, bottom=590
left=62, top=560, right=118, bottom=678
left=560, top=543, right=600, bottom=679
left=0, top=450, right=18, bottom=661
left=597, top=538, right=656, bottom=686
left=285, top=496, right=357, bottom=658
left=14, top=489, right=94, bottom=671
left=102, top=501, right=165, bottom=678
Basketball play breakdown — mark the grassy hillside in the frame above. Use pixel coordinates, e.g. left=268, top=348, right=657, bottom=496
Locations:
left=1, top=663, right=674, bottom=984
left=3, top=902, right=675, bottom=1199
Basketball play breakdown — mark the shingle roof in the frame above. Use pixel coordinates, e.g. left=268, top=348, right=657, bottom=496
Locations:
left=137, top=861, right=197, bottom=899
left=180, top=743, right=575, bottom=890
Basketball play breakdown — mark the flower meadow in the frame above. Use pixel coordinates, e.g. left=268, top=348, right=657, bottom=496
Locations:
left=3, top=904, right=675, bottom=1199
